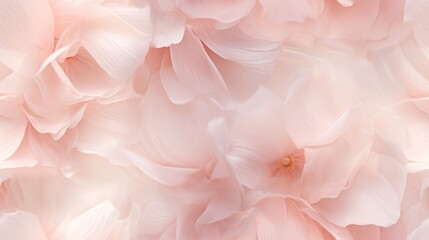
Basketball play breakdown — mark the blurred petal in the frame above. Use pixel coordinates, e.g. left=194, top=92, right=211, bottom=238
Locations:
left=0, top=211, right=47, bottom=240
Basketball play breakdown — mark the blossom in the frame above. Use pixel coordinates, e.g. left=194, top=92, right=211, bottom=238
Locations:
left=1, top=0, right=429, bottom=239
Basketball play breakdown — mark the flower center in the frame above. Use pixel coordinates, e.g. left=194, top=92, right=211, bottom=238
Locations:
left=279, top=156, right=295, bottom=172
left=65, top=57, right=74, bottom=63
left=271, top=152, right=304, bottom=179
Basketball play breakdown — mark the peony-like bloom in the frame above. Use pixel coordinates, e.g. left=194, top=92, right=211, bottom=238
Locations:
left=145, top=0, right=281, bottom=109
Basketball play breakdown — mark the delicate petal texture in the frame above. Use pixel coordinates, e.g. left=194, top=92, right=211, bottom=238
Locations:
left=283, top=64, right=357, bottom=147
left=177, top=0, right=256, bottom=23
left=80, top=8, right=151, bottom=80
left=0, top=97, right=28, bottom=162
left=0, top=0, right=54, bottom=71
left=405, top=0, right=429, bottom=59
left=0, top=211, right=47, bottom=240
left=259, top=0, right=323, bottom=23
left=150, top=9, right=186, bottom=48
left=51, top=201, right=119, bottom=240
left=169, top=29, right=227, bottom=102
left=315, top=154, right=407, bottom=227
left=0, top=0, right=428, bottom=239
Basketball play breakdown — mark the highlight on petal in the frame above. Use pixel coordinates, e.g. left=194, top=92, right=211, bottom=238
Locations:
left=79, top=6, right=151, bottom=80
left=0, top=97, right=28, bottom=162
left=51, top=201, right=120, bottom=240
left=0, top=0, right=54, bottom=71
left=283, top=63, right=358, bottom=148
left=0, top=211, right=47, bottom=240
left=337, top=0, right=354, bottom=7
left=176, top=0, right=256, bottom=23
left=73, top=100, right=141, bottom=166
left=405, top=0, right=429, bottom=59
left=122, top=148, right=201, bottom=187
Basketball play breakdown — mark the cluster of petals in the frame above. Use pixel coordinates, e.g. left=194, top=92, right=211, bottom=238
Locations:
left=1, top=0, right=429, bottom=239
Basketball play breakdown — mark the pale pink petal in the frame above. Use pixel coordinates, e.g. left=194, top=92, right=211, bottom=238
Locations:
left=258, top=0, right=324, bottom=23
left=51, top=201, right=119, bottom=240
left=375, top=40, right=429, bottom=98
left=122, top=148, right=201, bottom=187
left=79, top=6, right=151, bottom=80
left=149, top=1, right=186, bottom=48
left=284, top=64, right=357, bottom=148
left=105, top=3, right=152, bottom=35
left=61, top=50, right=124, bottom=97
left=255, top=198, right=326, bottom=240
left=315, top=154, right=407, bottom=227
left=73, top=100, right=141, bottom=165
left=138, top=201, right=176, bottom=238
left=299, top=134, right=372, bottom=203
left=0, top=97, right=27, bottom=162
left=197, top=179, right=242, bottom=225
left=177, top=0, right=256, bottom=23
left=0, top=0, right=54, bottom=70
left=25, top=64, right=87, bottom=139
left=196, top=26, right=280, bottom=77
left=0, top=211, right=47, bottom=240
left=409, top=217, right=429, bottom=240
left=320, top=0, right=380, bottom=40
left=393, top=104, right=429, bottom=164
left=137, top=80, right=217, bottom=169
left=169, top=28, right=227, bottom=102
left=226, top=88, right=292, bottom=189
left=405, top=0, right=429, bottom=60
left=160, top=53, right=197, bottom=104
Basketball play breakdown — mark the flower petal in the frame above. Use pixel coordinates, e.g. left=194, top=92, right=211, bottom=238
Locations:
left=80, top=6, right=151, bottom=80
left=177, top=0, right=256, bottom=23
left=284, top=63, right=358, bottom=148
left=122, top=148, right=201, bottom=187
left=0, top=0, right=54, bottom=70
left=0, top=97, right=27, bottom=162
left=315, top=153, right=406, bottom=227
left=0, top=211, right=47, bottom=240
left=51, top=201, right=119, bottom=240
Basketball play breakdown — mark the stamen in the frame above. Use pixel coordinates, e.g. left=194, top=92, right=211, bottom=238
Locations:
left=280, top=156, right=295, bottom=172
left=271, top=154, right=304, bottom=179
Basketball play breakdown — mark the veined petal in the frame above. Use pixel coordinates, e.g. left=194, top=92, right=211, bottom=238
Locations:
left=80, top=6, right=151, bottom=80
left=0, top=0, right=54, bottom=68
left=315, top=154, right=406, bottom=227
left=51, top=201, right=119, bottom=240
left=0, top=97, right=27, bottom=162
left=122, top=148, right=201, bottom=187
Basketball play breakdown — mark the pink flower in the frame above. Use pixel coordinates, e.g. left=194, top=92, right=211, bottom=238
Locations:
left=146, top=0, right=280, bottom=108
left=220, top=44, right=408, bottom=238
left=1, top=0, right=429, bottom=239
